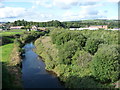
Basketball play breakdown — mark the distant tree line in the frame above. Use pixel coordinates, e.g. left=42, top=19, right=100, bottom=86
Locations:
left=9, top=19, right=119, bottom=29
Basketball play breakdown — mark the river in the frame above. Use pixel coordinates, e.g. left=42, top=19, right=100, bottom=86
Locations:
left=22, top=42, right=64, bottom=88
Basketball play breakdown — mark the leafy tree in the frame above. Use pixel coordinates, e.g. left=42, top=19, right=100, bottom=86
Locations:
left=72, top=50, right=92, bottom=68
left=91, top=45, right=119, bottom=82
left=58, top=40, right=79, bottom=64
left=85, top=37, right=104, bottom=55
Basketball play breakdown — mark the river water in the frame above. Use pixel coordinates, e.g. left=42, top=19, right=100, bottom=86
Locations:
left=22, top=43, right=64, bottom=88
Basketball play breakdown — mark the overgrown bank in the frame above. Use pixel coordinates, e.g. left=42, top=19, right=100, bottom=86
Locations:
left=34, top=29, right=120, bottom=88
left=1, top=31, right=48, bottom=88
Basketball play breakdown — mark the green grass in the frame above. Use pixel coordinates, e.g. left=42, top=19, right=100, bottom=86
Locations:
left=0, top=43, right=14, bottom=63
left=0, top=32, right=24, bottom=36
left=9, top=29, right=26, bottom=32
left=0, top=29, right=26, bottom=36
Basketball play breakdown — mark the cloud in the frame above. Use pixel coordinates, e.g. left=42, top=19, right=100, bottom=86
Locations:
left=52, top=0, right=99, bottom=9
left=0, top=0, right=117, bottom=22
left=32, top=0, right=119, bottom=9
left=33, top=0, right=53, bottom=8
left=61, top=3, right=108, bottom=21
left=0, top=7, right=26, bottom=18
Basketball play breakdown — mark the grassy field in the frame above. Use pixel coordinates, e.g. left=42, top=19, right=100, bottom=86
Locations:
left=8, top=29, right=26, bottom=32
left=0, top=29, right=26, bottom=36
left=0, top=43, right=14, bottom=63
left=1, top=43, right=22, bottom=88
left=0, top=31, right=24, bottom=36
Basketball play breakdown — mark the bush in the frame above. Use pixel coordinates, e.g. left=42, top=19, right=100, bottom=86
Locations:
left=58, top=40, right=79, bottom=64
left=71, top=32, right=87, bottom=47
left=72, top=50, right=92, bottom=68
left=50, top=30, right=64, bottom=44
left=65, top=76, right=105, bottom=88
left=91, top=45, right=119, bottom=82
left=85, top=37, right=104, bottom=55
left=50, top=30, right=87, bottom=48
left=55, top=32, right=71, bottom=45
left=2, top=36, right=14, bottom=45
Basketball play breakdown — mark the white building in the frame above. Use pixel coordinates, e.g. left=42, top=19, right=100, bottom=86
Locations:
left=10, top=26, right=24, bottom=29
left=69, top=27, right=99, bottom=30
left=31, top=26, right=38, bottom=31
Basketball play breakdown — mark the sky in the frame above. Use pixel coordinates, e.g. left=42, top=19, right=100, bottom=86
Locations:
left=0, top=0, right=119, bottom=22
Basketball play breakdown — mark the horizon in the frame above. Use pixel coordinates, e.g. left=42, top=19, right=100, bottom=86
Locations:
left=0, top=0, right=119, bottom=22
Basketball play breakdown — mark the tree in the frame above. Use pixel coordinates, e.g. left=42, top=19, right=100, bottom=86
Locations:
left=91, top=45, right=119, bottom=82
left=58, top=40, right=79, bottom=64
left=85, top=38, right=104, bottom=55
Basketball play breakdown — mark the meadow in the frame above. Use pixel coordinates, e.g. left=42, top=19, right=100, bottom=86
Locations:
left=0, top=29, right=26, bottom=36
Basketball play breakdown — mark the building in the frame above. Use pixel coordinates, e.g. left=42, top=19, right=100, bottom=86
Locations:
left=38, top=27, right=47, bottom=31
left=107, top=28, right=120, bottom=31
left=70, top=27, right=98, bottom=30
left=89, top=25, right=108, bottom=29
left=10, top=26, right=24, bottom=29
left=0, top=29, right=3, bottom=31
left=31, top=25, right=38, bottom=31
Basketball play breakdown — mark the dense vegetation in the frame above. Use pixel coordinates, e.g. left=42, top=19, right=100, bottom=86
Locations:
left=35, top=29, right=119, bottom=88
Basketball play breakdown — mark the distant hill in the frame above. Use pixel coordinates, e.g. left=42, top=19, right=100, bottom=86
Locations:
left=0, top=22, right=6, bottom=24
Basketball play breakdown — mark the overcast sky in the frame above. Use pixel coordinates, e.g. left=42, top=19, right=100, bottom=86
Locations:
left=0, top=0, right=119, bottom=22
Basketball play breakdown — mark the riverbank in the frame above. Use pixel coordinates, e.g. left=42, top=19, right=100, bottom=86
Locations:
left=1, top=31, right=48, bottom=88
left=34, top=29, right=119, bottom=88
left=1, top=43, right=22, bottom=88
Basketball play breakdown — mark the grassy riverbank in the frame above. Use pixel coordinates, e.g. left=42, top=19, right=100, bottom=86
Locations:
left=1, top=30, right=25, bottom=88
left=1, top=43, right=22, bottom=88
left=34, top=29, right=119, bottom=88
left=1, top=30, right=49, bottom=88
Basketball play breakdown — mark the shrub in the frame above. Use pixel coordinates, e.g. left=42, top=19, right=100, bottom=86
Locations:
left=71, top=32, right=87, bottom=47
left=72, top=50, right=92, bottom=68
left=50, top=30, right=64, bottom=44
left=2, top=36, right=13, bottom=45
left=91, top=45, right=119, bottom=82
left=65, top=76, right=105, bottom=88
left=50, top=30, right=87, bottom=48
left=58, top=40, right=79, bottom=64
left=85, top=37, right=104, bottom=55
left=55, top=32, right=71, bottom=45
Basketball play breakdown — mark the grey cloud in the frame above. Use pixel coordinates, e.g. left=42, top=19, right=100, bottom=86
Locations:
left=79, top=2, right=97, bottom=6
left=59, top=2, right=97, bottom=9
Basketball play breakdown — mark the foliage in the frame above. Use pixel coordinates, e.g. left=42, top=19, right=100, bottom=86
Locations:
left=34, top=29, right=119, bottom=88
left=91, top=45, right=119, bottom=82
left=65, top=76, right=105, bottom=88
left=84, top=37, right=104, bottom=55
left=20, top=31, right=46, bottom=43
left=11, top=19, right=118, bottom=29
left=50, top=30, right=87, bottom=47
left=1, top=36, right=14, bottom=45
left=72, top=50, right=92, bottom=68
left=58, top=40, right=79, bottom=64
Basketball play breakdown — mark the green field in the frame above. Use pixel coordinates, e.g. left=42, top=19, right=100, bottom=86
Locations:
left=0, top=31, right=24, bottom=36
left=0, top=43, right=14, bottom=63
left=0, top=29, right=26, bottom=36
left=9, top=29, right=26, bottom=32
